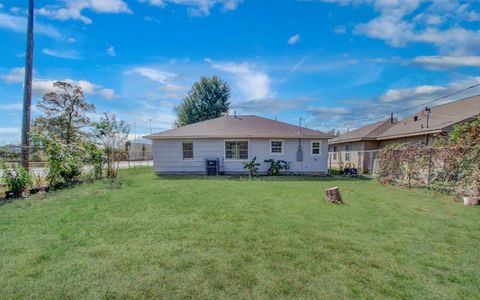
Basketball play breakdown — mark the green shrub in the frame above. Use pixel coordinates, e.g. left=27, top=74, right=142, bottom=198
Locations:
left=1, top=163, right=33, bottom=197
left=264, top=159, right=287, bottom=176
left=243, top=157, right=261, bottom=177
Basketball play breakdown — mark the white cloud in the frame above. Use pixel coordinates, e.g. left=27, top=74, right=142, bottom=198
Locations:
left=0, top=4, right=4, bottom=9
left=37, top=0, right=131, bottom=24
left=0, top=103, right=22, bottom=111
left=42, top=48, right=82, bottom=60
left=9, top=7, right=22, bottom=14
left=0, top=12, right=62, bottom=39
left=139, top=0, right=243, bottom=16
left=209, top=60, right=272, bottom=100
left=287, top=34, right=300, bottom=45
left=306, top=76, right=480, bottom=129
left=68, top=37, right=76, bottom=43
left=0, top=127, right=21, bottom=145
left=160, top=83, right=187, bottom=92
left=32, top=79, right=117, bottom=100
left=1, top=67, right=25, bottom=84
left=413, top=56, right=480, bottom=69
left=107, top=46, right=116, bottom=57
left=321, top=0, right=480, bottom=54
left=379, top=85, right=446, bottom=103
left=129, top=67, right=177, bottom=84
left=334, top=26, right=346, bottom=34
left=233, top=98, right=307, bottom=115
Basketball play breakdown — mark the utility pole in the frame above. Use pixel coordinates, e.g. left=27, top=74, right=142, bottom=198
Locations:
left=21, top=0, right=34, bottom=170
left=425, top=107, right=431, bottom=128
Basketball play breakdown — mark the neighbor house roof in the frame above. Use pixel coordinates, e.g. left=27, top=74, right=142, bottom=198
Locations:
left=376, top=95, right=480, bottom=140
left=144, top=115, right=333, bottom=139
left=329, top=119, right=394, bottom=144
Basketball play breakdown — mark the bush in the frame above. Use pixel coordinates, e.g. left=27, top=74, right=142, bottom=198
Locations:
left=32, top=133, right=84, bottom=188
left=1, top=163, right=33, bottom=197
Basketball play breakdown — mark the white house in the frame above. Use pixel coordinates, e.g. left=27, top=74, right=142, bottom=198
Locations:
left=144, top=115, right=332, bottom=175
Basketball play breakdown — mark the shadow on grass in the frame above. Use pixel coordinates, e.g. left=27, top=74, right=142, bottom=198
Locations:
left=154, top=174, right=373, bottom=182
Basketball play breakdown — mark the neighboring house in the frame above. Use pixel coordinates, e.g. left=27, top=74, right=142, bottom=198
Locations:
left=329, top=95, right=480, bottom=172
left=126, top=142, right=153, bottom=161
left=376, top=95, right=480, bottom=147
left=144, top=115, right=332, bottom=175
left=328, top=119, right=394, bottom=172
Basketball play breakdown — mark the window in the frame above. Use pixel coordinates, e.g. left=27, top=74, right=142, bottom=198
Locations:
left=345, top=144, right=351, bottom=161
left=225, top=140, right=248, bottom=160
left=270, top=140, right=283, bottom=155
left=182, top=142, right=193, bottom=159
left=333, top=145, right=338, bottom=160
left=311, top=141, right=321, bottom=155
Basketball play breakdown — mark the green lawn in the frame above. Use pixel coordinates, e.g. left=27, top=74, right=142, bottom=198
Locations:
left=1, top=168, right=479, bottom=299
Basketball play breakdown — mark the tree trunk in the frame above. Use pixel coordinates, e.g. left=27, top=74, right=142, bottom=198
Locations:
left=325, top=187, right=343, bottom=204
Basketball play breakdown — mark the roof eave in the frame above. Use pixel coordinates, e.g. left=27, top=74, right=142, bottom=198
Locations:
left=328, top=137, right=378, bottom=144
left=145, top=134, right=332, bottom=140
left=376, top=129, right=444, bottom=141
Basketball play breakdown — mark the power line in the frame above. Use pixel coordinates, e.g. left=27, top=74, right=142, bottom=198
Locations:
left=342, top=84, right=480, bottom=127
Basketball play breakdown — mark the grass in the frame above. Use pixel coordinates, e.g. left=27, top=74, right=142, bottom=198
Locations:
left=0, top=167, right=479, bottom=299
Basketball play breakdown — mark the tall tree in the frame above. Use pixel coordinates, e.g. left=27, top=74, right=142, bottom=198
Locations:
left=21, top=0, right=34, bottom=170
left=34, top=81, right=95, bottom=145
left=175, top=76, right=230, bottom=127
left=92, top=113, right=130, bottom=178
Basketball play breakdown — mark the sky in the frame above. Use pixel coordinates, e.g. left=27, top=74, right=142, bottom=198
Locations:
left=1, top=0, right=480, bottom=145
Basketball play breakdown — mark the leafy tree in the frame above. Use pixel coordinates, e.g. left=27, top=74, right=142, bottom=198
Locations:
left=92, top=113, right=130, bottom=178
left=175, top=76, right=230, bottom=127
left=449, top=116, right=480, bottom=147
left=34, top=81, right=95, bottom=145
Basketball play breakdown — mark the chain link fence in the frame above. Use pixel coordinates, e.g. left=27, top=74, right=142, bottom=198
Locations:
left=377, top=146, right=480, bottom=196
left=328, top=150, right=380, bottom=175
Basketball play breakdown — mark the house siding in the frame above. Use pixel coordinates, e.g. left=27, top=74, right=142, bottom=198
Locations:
left=152, top=138, right=329, bottom=175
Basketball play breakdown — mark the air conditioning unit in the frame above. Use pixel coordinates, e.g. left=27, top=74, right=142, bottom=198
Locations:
left=205, top=158, right=220, bottom=176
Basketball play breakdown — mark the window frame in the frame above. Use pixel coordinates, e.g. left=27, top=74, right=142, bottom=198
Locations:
left=345, top=144, right=351, bottom=161
left=182, top=141, right=194, bottom=160
left=269, top=139, right=284, bottom=156
left=311, top=140, right=322, bottom=156
left=224, top=140, right=249, bottom=161
left=333, top=145, right=338, bottom=160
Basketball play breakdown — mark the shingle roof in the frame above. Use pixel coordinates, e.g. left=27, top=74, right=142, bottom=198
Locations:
left=329, top=119, right=394, bottom=144
left=144, top=115, right=332, bottom=139
left=377, top=95, right=480, bottom=140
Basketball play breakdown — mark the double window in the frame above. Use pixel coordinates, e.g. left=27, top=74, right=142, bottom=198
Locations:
left=182, top=142, right=193, bottom=159
left=270, top=140, right=283, bottom=155
left=225, top=140, right=248, bottom=160
left=311, top=141, right=321, bottom=155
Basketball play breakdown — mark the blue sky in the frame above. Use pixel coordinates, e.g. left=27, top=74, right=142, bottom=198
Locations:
left=1, top=0, right=480, bottom=144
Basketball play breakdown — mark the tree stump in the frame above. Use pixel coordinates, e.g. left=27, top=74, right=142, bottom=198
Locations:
left=325, top=187, right=343, bottom=204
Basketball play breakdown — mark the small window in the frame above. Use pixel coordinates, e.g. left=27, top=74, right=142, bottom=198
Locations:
left=345, top=144, right=351, bottom=161
left=225, top=140, right=248, bottom=160
left=270, top=140, right=283, bottom=155
left=182, top=142, right=193, bottom=159
left=311, top=141, right=321, bottom=155
left=333, top=145, right=338, bottom=160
